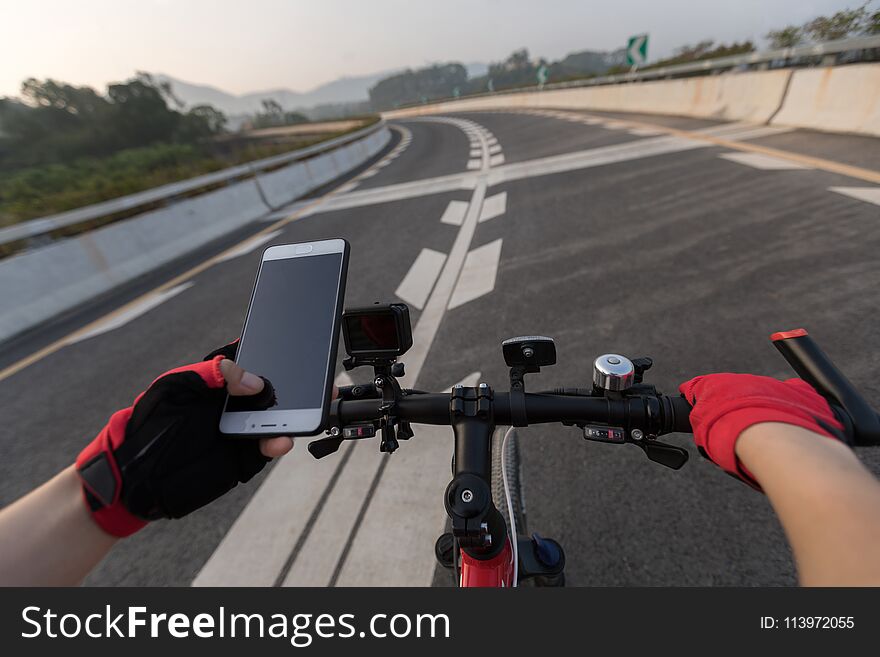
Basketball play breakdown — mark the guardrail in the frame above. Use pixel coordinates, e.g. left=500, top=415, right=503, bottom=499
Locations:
left=399, top=34, right=880, bottom=108
left=0, top=119, right=385, bottom=248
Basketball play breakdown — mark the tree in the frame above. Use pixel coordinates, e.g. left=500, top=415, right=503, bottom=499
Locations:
left=188, top=104, right=227, bottom=134
left=803, top=6, right=868, bottom=41
left=766, top=26, right=804, bottom=48
left=369, top=63, right=468, bottom=110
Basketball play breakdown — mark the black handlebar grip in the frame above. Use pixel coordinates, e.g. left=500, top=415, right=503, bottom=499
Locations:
left=771, top=328, right=880, bottom=446
left=668, top=395, right=693, bottom=434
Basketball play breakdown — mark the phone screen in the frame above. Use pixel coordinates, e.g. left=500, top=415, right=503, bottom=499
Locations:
left=227, top=251, right=343, bottom=413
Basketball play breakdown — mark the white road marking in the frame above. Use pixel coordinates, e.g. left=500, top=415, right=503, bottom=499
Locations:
left=829, top=186, right=880, bottom=206
left=469, top=149, right=482, bottom=158
left=487, top=137, right=498, bottom=146
left=359, top=168, right=379, bottom=178
left=446, top=371, right=482, bottom=391
left=448, top=238, right=503, bottom=310
left=67, top=283, right=194, bottom=345
left=377, top=159, right=393, bottom=167
left=281, top=441, right=385, bottom=587
left=488, top=134, right=711, bottom=187
left=317, top=172, right=477, bottom=212
left=216, top=230, right=282, bottom=263
left=479, top=191, right=507, bottom=223
left=467, top=158, right=482, bottom=170
left=628, top=127, right=664, bottom=137
left=719, top=151, right=811, bottom=170
left=489, top=144, right=502, bottom=155
left=722, top=126, right=795, bottom=142
left=440, top=200, right=470, bottom=226
left=335, top=370, right=354, bottom=387
left=394, top=248, right=447, bottom=310
left=193, top=442, right=346, bottom=586
left=490, top=154, right=505, bottom=167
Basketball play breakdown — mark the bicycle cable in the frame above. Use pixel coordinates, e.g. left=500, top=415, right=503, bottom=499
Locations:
left=501, top=426, right=518, bottom=587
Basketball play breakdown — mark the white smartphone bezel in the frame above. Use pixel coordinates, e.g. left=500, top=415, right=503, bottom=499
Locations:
left=219, top=238, right=347, bottom=436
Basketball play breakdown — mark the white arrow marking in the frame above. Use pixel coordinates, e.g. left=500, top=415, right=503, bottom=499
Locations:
left=216, top=230, right=282, bottom=263
left=829, top=186, right=880, bottom=206
left=440, top=200, right=470, bottom=226
left=394, top=248, right=447, bottom=310
left=67, top=283, right=194, bottom=345
left=448, top=238, right=503, bottom=310
left=479, top=191, right=507, bottom=223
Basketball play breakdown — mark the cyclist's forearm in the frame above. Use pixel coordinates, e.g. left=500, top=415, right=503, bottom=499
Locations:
left=736, top=423, right=880, bottom=586
left=0, top=465, right=117, bottom=586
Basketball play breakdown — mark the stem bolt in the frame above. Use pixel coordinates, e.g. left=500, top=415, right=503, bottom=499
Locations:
left=461, top=489, right=474, bottom=503
left=631, top=428, right=644, bottom=441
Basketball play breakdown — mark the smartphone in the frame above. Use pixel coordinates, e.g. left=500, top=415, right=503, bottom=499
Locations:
left=220, top=238, right=349, bottom=437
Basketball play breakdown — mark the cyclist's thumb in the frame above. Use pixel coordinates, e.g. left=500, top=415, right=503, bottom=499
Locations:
left=219, top=358, right=268, bottom=396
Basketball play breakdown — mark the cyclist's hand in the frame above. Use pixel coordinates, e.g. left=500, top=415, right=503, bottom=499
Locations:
left=75, top=343, right=291, bottom=537
left=679, top=373, right=844, bottom=488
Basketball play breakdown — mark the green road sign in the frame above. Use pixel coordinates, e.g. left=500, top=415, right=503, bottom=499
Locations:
left=626, top=34, right=649, bottom=67
left=487, top=78, right=494, bottom=93
left=537, top=64, right=549, bottom=88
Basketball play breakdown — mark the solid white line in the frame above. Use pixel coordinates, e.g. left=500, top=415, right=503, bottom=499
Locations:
left=192, top=444, right=345, bottom=586
left=67, top=283, right=194, bottom=345
left=281, top=442, right=385, bottom=586
left=394, top=248, right=447, bottom=310
left=440, top=200, right=470, bottom=226
left=479, top=191, right=507, bottom=223
left=719, top=151, right=811, bottom=170
left=216, top=230, right=282, bottom=263
left=448, top=238, right=503, bottom=310
left=488, top=135, right=711, bottom=186
left=628, top=127, right=665, bottom=137
left=829, top=186, right=880, bottom=206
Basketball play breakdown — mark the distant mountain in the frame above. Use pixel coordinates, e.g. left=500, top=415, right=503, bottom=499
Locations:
left=154, top=69, right=404, bottom=115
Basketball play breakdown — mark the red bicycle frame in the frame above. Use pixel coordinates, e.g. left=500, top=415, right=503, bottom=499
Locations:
left=459, top=539, right=514, bottom=587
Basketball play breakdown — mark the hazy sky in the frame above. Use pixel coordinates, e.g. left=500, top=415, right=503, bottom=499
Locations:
left=0, top=0, right=862, bottom=97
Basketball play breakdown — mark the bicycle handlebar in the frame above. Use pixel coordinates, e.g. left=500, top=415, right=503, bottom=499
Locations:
left=330, top=389, right=693, bottom=435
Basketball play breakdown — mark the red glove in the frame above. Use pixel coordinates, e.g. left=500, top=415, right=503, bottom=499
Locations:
left=679, top=374, right=845, bottom=488
left=76, top=343, right=276, bottom=537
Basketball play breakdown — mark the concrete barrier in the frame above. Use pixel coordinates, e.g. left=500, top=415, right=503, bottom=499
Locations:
left=386, top=69, right=792, bottom=124
left=771, top=63, right=880, bottom=137
left=0, top=125, right=391, bottom=343
left=386, top=63, right=880, bottom=137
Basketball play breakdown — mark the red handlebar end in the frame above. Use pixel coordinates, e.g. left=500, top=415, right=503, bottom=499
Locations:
left=770, top=328, right=808, bottom=342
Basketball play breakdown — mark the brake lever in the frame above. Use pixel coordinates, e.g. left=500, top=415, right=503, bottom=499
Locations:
left=637, top=440, right=689, bottom=469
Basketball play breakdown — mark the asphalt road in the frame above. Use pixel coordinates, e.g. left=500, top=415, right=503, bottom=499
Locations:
left=1, top=110, right=878, bottom=587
